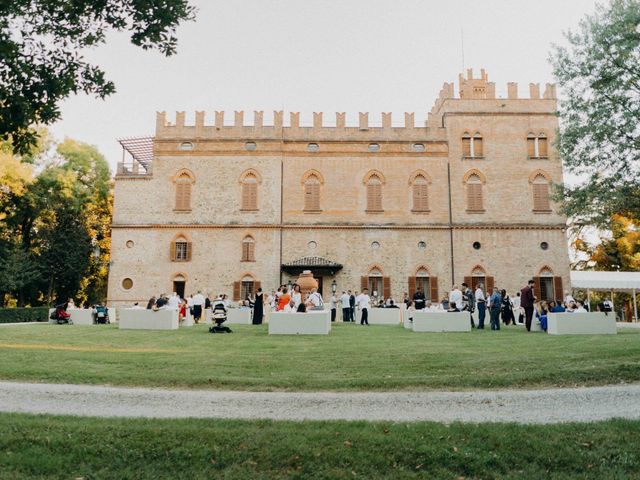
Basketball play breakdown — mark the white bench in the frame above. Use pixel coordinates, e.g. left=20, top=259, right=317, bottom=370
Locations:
left=48, top=308, right=115, bottom=325
left=226, top=309, right=252, bottom=325
left=118, top=308, right=179, bottom=330
left=355, top=308, right=402, bottom=325
left=412, top=311, right=471, bottom=332
left=268, top=311, right=331, bottom=335
left=547, top=312, right=617, bottom=335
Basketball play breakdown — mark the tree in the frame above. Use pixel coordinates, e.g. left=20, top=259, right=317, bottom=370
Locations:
left=575, top=214, right=640, bottom=271
left=551, top=0, right=640, bottom=229
left=0, top=0, right=196, bottom=155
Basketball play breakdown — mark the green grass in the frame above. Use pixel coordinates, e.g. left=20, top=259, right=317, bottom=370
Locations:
left=0, top=324, right=639, bottom=391
left=1, top=413, right=639, bottom=479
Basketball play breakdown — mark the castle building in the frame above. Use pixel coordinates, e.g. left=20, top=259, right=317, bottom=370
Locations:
left=107, top=69, right=570, bottom=306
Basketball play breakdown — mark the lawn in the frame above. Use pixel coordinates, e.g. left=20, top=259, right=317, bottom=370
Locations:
left=1, top=413, right=639, bottom=479
left=0, top=323, right=639, bottom=391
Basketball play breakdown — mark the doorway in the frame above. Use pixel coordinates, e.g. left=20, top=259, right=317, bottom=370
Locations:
left=316, top=277, right=323, bottom=296
left=173, top=281, right=185, bottom=299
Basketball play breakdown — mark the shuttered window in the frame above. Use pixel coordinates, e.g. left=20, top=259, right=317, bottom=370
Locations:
left=412, top=176, right=429, bottom=212
left=466, top=174, right=484, bottom=212
left=473, top=134, right=483, bottom=157
left=532, top=175, right=551, bottom=212
left=527, top=135, right=536, bottom=158
left=366, top=175, right=383, bottom=212
left=241, top=237, right=255, bottom=262
left=170, top=237, right=192, bottom=262
left=175, top=173, right=193, bottom=211
left=462, top=133, right=471, bottom=157
left=538, top=136, right=548, bottom=157
left=527, top=134, right=549, bottom=159
left=304, top=176, right=321, bottom=212
left=241, top=174, right=258, bottom=211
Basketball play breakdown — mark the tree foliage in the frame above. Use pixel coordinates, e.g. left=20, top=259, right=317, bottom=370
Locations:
left=551, top=0, right=640, bottom=229
left=0, top=0, right=196, bottom=154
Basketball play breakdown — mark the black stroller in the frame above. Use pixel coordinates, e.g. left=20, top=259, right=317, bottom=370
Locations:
left=93, top=305, right=110, bottom=324
left=209, top=302, right=232, bottom=334
left=50, top=303, right=72, bottom=324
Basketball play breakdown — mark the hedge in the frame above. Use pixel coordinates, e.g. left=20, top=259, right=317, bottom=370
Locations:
left=0, top=307, right=50, bottom=324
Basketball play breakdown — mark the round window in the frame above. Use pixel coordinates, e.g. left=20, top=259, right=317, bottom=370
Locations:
left=178, top=142, right=193, bottom=151
left=472, top=241, right=481, bottom=250
left=308, top=241, right=317, bottom=250
left=540, top=241, right=549, bottom=250
left=126, top=240, right=134, bottom=248
left=412, top=143, right=426, bottom=152
left=307, top=143, right=320, bottom=152
left=368, top=143, right=380, bottom=153
left=371, top=241, right=381, bottom=250
left=418, top=241, right=426, bottom=250
left=122, top=278, right=133, bottom=290
left=245, top=142, right=257, bottom=151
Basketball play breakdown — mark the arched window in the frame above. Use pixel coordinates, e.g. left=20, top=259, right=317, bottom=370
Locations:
left=462, top=132, right=483, bottom=158
left=527, top=133, right=549, bottom=159
left=241, top=235, right=255, bottom=262
left=170, top=235, right=192, bottom=262
left=240, top=173, right=259, bottom=211
left=535, top=267, right=557, bottom=302
left=366, top=174, right=383, bottom=212
left=174, top=171, right=194, bottom=211
left=411, top=174, right=430, bottom=212
left=234, top=274, right=261, bottom=301
left=467, top=265, right=493, bottom=292
left=364, top=267, right=385, bottom=299
left=465, top=173, right=484, bottom=212
left=531, top=173, right=552, bottom=212
left=409, top=267, right=433, bottom=301
left=303, top=174, right=321, bottom=212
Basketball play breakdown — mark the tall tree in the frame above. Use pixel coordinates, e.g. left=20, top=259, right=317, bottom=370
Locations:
left=551, top=0, right=640, bottom=229
left=0, top=0, right=196, bottom=155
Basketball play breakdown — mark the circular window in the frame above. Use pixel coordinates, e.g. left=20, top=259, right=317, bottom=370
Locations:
left=540, top=241, right=549, bottom=250
left=472, top=241, right=481, bottom=250
left=178, top=142, right=193, bottom=151
left=308, top=241, right=317, bottom=250
left=368, top=143, right=380, bottom=153
left=126, top=240, right=134, bottom=248
left=418, top=241, right=426, bottom=250
left=371, top=241, right=381, bottom=250
left=245, top=142, right=257, bottom=151
left=307, top=143, right=320, bottom=152
left=122, top=278, right=133, bottom=290
left=412, top=143, right=426, bottom=152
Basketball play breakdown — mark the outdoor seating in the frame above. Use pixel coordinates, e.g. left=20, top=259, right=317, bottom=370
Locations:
left=412, top=311, right=471, bottom=332
left=547, top=312, right=617, bottom=335
left=268, top=311, right=331, bottom=335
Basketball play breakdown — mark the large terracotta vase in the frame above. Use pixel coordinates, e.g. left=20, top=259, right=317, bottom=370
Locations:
left=296, top=270, right=318, bottom=295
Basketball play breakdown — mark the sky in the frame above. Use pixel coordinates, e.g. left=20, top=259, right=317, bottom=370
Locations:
left=49, top=0, right=600, bottom=172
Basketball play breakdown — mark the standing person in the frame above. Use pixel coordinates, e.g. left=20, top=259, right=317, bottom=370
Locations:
left=501, top=289, right=514, bottom=326
left=489, top=287, right=502, bottom=331
left=520, top=280, right=536, bottom=332
left=475, top=283, right=486, bottom=329
left=356, top=288, right=371, bottom=325
left=349, top=290, right=356, bottom=322
left=330, top=292, right=337, bottom=322
left=291, top=284, right=302, bottom=308
left=192, top=290, right=205, bottom=324
left=277, top=287, right=291, bottom=311
left=340, top=291, right=351, bottom=322
left=462, top=282, right=476, bottom=328
left=413, top=287, right=426, bottom=311
left=306, top=287, right=324, bottom=310
left=513, top=292, right=522, bottom=324
left=449, top=285, right=462, bottom=311
left=252, top=287, right=264, bottom=325
left=403, top=292, right=410, bottom=308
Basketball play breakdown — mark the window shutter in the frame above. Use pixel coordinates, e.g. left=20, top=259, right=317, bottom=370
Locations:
left=242, top=183, right=258, bottom=211
left=430, top=276, right=439, bottom=302
left=367, top=184, right=382, bottom=211
left=241, top=242, right=248, bottom=261
left=467, top=183, right=483, bottom=211
left=248, top=241, right=255, bottom=262
left=462, top=137, right=471, bottom=157
left=255, top=281, right=261, bottom=292
left=486, top=276, right=495, bottom=293
left=361, top=276, right=368, bottom=291
left=186, top=242, right=192, bottom=261
left=533, top=183, right=550, bottom=211
left=170, top=241, right=176, bottom=261
left=464, top=276, right=472, bottom=289
left=233, top=281, right=241, bottom=301
left=527, top=138, right=536, bottom=158
left=383, top=277, right=391, bottom=299
left=553, top=276, right=563, bottom=302
left=304, top=183, right=320, bottom=211
left=413, top=184, right=428, bottom=211
left=538, top=137, right=548, bottom=157
left=175, top=183, right=192, bottom=211
left=533, top=277, right=541, bottom=300
left=408, top=276, right=416, bottom=296
left=474, top=137, right=483, bottom=157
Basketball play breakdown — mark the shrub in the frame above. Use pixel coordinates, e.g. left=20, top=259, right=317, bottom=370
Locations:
left=0, top=307, right=50, bottom=323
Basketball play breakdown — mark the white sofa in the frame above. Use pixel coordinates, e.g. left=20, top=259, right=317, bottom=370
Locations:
left=412, top=311, right=471, bottom=332
left=118, top=308, right=179, bottom=330
left=268, top=311, right=331, bottom=335
left=355, top=308, right=401, bottom=325
left=226, top=309, right=252, bottom=325
left=547, top=312, right=617, bottom=335
left=48, top=308, right=115, bottom=325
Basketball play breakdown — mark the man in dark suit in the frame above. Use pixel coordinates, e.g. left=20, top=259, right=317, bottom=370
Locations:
left=520, top=279, right=536, bottom=331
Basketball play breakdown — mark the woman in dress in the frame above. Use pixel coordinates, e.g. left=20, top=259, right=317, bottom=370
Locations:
left=291, top=284, right=302, bottom=308
left=500, top=289, right=514, bottom=325
left=252, top=287, right=264, bottom=325
left=277, top=287, right=291, bottom=311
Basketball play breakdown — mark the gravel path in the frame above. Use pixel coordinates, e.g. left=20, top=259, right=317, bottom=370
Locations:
left=1, top=381, right=640, bottom=424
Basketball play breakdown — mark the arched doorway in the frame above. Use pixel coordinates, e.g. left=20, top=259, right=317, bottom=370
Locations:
left=172, top=274, right=187, bottom=298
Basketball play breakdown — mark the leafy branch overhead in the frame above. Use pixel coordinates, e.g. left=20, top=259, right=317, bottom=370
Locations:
left=551, top=0, right=640, bottom=228
left=0, top=0, right=196, bottom=154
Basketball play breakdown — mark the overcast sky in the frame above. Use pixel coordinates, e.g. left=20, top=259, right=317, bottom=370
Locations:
left=49, top=0, right=600, bottom=171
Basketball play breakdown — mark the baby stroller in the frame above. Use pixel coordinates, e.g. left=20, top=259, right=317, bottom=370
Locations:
left=50, top=303, right=72, bottom=325
left=93, top=305, right=110, bottom=324
left=209, top=302, right=232, bottom=334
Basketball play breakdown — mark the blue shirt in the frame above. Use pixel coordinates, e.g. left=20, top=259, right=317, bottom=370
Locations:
left=489, top=292, right=502, bottom=309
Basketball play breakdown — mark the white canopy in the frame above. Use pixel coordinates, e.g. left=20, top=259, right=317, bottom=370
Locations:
left=571, top=271, right=640, bottom=292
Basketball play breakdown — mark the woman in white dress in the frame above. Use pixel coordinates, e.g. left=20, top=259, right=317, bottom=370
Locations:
left=291, top=284, right=302, bottom=308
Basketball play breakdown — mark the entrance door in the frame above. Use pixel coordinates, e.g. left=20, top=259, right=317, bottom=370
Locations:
left=316, top=277, right=323, bottom=296
left=173, top=281, right=185, bottom=299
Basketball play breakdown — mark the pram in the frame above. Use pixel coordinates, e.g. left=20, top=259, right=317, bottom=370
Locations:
left=93, top=305, right=110, bottom=324
left=209, top=302, right=232, bottom=334
left=50, top=303, right=72, bottom=325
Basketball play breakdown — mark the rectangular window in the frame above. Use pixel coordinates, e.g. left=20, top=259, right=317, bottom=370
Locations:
left=533, top=183, right=551, bottom=211
left=412, top=184, right=429, bottom=212
left=241, top=281, right=254, bottom=300
left=540, top=277, right=554, bottom=302
left=242, top=183, right=258, bottom=211
left=527, top=138, right=536, bottom=158
left=368, top=277, right=383, bottom=298
left=462, top=137, right=471, bottom=157
left=175, top=183, right=191, bottom=211
left=416, top=277, right=430, bottom=297
left=538, top=137, right=548, bottom=157
left=366, top=184, right=383, bottom=212
left=304, top=183, right=320, bottom=211
left=241, top=242, right=255, bottom=262
left=175, top=242, right=188, bottom=261
left=466, top=184, right=484, bottom=212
